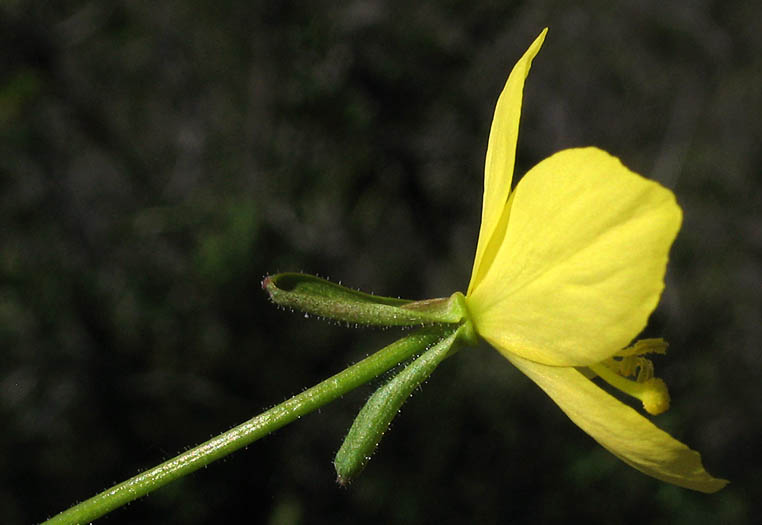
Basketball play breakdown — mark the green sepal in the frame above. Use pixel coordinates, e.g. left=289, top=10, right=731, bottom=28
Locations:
left=333, top=327, right=462, bottom=485
left=262, top=273, right=465, bottom=327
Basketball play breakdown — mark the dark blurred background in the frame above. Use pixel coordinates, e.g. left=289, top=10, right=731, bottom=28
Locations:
left=2, top=1, right=759, bottom=524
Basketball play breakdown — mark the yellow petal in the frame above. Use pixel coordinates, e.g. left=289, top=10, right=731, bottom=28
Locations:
left=506, top=353, right=729, bottom=493
left=468, top=147, right=682, bottom=366
left=467, top=28, right=547, bottom=296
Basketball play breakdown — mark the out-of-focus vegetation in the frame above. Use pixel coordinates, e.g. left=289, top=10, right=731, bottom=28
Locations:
left=1, top=2, right=759, bottom=523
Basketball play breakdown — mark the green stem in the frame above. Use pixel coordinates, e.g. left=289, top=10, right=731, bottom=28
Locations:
left=43, top=328, right=448, bottom=524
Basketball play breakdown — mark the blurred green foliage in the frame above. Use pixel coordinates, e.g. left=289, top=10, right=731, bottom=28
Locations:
left=1, top=1, right=759, bottom=524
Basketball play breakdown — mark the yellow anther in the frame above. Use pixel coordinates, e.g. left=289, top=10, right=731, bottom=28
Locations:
left=616, top=338, right=668, bottom=357
left=604, top=355, right=655, bottom=380
left=600, top=338, right=668, bottom=384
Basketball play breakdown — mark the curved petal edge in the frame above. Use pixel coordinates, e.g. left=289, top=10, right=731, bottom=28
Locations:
left=507, top=353, right=729, bottom=493
left=468, top=28, right=547, bottom=295
left=469, top=147, right=682, bottom=367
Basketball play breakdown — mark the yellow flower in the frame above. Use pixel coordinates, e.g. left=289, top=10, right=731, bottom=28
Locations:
left=464, top=28, right=727, bottom=493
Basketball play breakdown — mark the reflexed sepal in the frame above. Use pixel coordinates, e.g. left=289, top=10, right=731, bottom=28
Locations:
left=333, top=327, right=461, bottom=485
left=262, top=273, right=465, bottom=327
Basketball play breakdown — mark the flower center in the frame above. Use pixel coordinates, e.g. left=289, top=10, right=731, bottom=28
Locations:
left=448, top=291, right=479, bottom=347
left=587, top=339, right=671, bottom=415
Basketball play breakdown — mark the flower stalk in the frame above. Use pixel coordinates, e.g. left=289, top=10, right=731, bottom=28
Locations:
left=43, top=327, right=450, bottom=524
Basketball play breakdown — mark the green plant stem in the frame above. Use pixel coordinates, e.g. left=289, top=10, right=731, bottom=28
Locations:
left=43, top=327, right=450, bottom=524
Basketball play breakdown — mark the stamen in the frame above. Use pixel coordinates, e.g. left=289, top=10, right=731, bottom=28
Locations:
left=597, top=337, right=668, bottom=387
left=588, top=362, right=671, bottom=415
left=615, top=338, right=668, bottom=357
